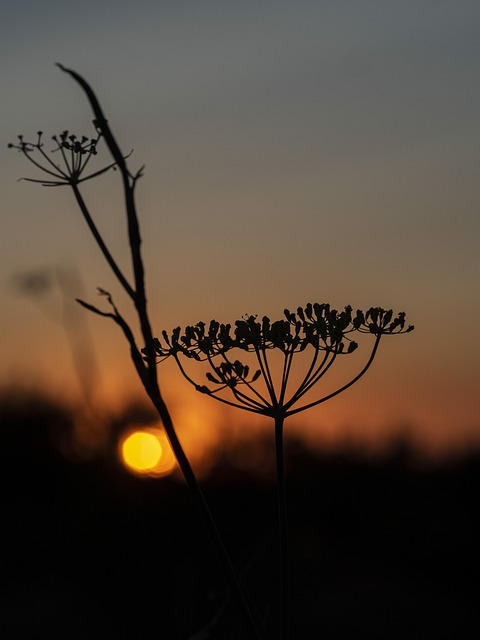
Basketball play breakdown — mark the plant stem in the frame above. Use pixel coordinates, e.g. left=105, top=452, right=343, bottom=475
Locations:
left=147, top=384, right=262, bottom=640
left=286, top=333, right=382, bottom=416
left=275, top=413, right=289, bottom=640
left=59, top=64, right=262, bottom=640
left=71, top=184, right=135, bottom=299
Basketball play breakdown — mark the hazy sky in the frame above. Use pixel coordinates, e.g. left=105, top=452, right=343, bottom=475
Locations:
left=2, top=1, right=480, bottom=456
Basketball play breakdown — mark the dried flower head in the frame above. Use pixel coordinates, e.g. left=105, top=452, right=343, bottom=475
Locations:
left=145, top=303, right=413, bottom=418
left=8, top=129, right=117, bottom=186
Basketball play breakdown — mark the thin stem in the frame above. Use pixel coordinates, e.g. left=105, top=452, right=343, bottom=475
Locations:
left=260, top=348, right=276, bottom=399
left=22, top=148, right=67, bottom=180
left=275, top=413, right=289, bottom=640
left=37, top=144, right=70, bottom=177
left=76, top=160, right=122, bottom=184
left=216, top=351, right=270, bottom=409
left=208, top=391, right=268, bottom=415
left=59, top=140, right=73, bottom=175
left=229, top=385, right=270, bottom=412
left=287, top=334, right=382, bottom=416
left=71, top=184, right=135, bottom=299
left=147, top=385, right=263, bottom=640
left=76, top=143, right=97, bottom=178
left=59, top=64, right=263, bottom=640
left=279, top=347, right=294, bottom=406
left=288, top=342, right=326, bottom=405
left=70, top=145, right=77, bottom=175
left=173, top=354, right=268, bottom=415
left=254, top=346, right=277, bottom=406
left=252, top=345, right=273, bottom=399
left=287, top=350, right=338, bottom=408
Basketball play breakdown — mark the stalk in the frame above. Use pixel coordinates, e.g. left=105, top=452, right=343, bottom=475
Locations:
left=274, top=413, right=289, bottom=640
left=58, top=64, right=262, bottom=640
left=147, top=384, right=262, bottom=640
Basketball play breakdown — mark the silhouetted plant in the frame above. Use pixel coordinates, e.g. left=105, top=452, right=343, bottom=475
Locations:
left=10, top=66, right=414, bottom=640
left=9, top=65, right=261, bottom=640
left=152, top=305, right=412, bottom=416
left=150, top=304, right=413, bottom=638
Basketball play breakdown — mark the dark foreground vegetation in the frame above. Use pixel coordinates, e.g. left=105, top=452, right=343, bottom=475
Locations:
left=1, top=393, right=479, bottom=639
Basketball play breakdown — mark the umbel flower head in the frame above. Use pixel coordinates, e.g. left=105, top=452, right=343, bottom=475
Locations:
left=8, top=129, right=118, bottom=186
left=145, top=303, right=413, bottom=418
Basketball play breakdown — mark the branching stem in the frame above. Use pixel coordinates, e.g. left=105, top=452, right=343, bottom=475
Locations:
left=14, top=65, right=413, bottom=640
left=287, top=334, right=382, bottom=416
left=57, top=64, right=263, bottom=640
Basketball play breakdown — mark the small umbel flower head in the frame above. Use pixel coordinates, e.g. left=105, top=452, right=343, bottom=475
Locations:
left=8, top=129, right=117, bottom=186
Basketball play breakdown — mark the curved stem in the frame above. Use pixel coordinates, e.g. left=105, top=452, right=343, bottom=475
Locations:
left=23, top=148, right=67, bottom=180
left=287, top=334, right=382, bottom=416
left=254, top=346, right=277, bottom=406
left=207, top=391, right=268, bottom=415
left=173, top=354, right=267, bottom=415
left=279, top=348, right=294, bottom=406
left=230, top=385, right=270, bottom=411
left=37, top=144, right=70, bottom=177
left=287, top=344, right=327, bottom=407
left=286, top=350, right=337, bottom=409
left=275, top=413, right=289, bottom=640
left=76, top=138, right=98, bottom=177
left=59, top=140, right=73, bottom=175
left=71, top=184, right=135, bottom=299
left=148, top=385, right=263, bottom=640
left=60, top=65, right=263, bottom=640
left=215, top=351, right=270, bottom=409
left=260, top=348, right=276, bottom=400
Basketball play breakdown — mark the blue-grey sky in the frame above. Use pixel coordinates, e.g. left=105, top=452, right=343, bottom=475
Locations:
left=2, top=1, right=480, bottom=456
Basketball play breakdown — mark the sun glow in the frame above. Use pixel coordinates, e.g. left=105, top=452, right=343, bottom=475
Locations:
left=120, top=428, right=176, bottom=477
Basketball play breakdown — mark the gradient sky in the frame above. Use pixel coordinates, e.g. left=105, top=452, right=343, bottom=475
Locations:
left=1, top=1, right=480, bottom=458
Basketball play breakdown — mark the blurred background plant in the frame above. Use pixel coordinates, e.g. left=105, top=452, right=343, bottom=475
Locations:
left=10, top=264, right=107, bottom=458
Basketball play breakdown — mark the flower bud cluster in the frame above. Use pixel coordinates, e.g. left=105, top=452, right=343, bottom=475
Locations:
left=351, top=307, right=413, bottom=335
left=153, top=304, right=412, bottom=359
left=53, top=131, right=98, bottom=155
left=8, top=134, right=36, bottom=153
left=9, top=131, right=97, bottom=155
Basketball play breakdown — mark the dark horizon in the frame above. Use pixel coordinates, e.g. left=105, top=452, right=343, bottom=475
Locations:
left=2, top=384, right=479, bottom=471
left=2, top=390, right=479, bottom=638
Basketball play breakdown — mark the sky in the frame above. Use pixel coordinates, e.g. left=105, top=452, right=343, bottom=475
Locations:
left=1, top=1, right=480, bottom=459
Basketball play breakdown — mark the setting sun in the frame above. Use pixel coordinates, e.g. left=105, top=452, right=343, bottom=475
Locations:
left=120, top=428, right=176, bottom=477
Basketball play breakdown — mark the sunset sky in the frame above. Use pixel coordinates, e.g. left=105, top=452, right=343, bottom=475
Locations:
left=1, top=1, right=480, bottom=459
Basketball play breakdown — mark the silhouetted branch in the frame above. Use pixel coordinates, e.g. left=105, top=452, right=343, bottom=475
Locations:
left=11, top=65, right=414, bottom=640
left=11, top=66, right=264, bottom=640
left=71, top=186, right=135, bottom=299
